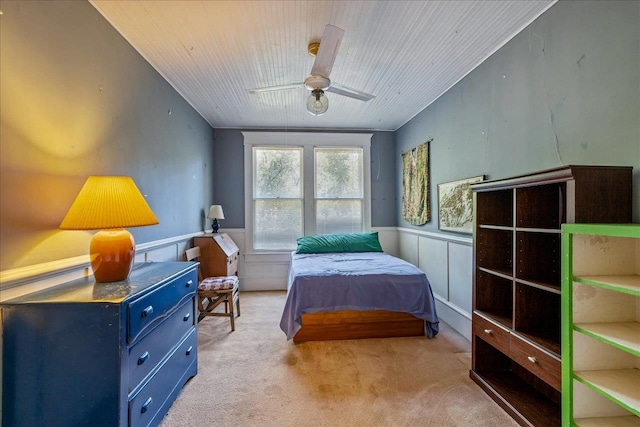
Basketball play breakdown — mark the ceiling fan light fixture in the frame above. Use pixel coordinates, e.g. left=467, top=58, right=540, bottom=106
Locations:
left=304, top=75, right=330, bottom=91
left=307, top=88, right=328, bottom=116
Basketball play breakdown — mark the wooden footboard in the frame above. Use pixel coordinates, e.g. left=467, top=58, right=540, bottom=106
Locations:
left=293, top=310, right=425, bottom=343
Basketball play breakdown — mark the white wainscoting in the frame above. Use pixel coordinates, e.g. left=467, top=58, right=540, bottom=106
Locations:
left=0, top=232, right=202, bottom=302
left=397, top=227, right=473, bottom=341
left=0, top=226, right=471, bottom=340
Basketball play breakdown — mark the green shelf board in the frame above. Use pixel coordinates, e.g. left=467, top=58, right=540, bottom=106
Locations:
left=574, top=323, right=640, bottom=357
left=574, top=275, right=640, bottom=296
left=561, top=224, right=640, bottom=238
left=574, top=416, right=640, bottom=427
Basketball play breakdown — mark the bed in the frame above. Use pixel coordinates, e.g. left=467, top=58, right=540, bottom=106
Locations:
left=279, top=233, right=439, bottom=343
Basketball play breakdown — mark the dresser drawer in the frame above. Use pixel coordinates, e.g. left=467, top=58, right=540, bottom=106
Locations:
left=510, top=333, right=561, bottom=391
left=473, top=313, right=510, bottom=355
left=129, top=329, right=197, bottom=427
left=128, top=269, right=197, bottom=343
left=128, top=297, right=195, bottom=392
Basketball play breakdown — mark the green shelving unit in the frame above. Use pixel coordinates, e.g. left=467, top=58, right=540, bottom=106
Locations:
left=561, top=224, right=640, bottom=426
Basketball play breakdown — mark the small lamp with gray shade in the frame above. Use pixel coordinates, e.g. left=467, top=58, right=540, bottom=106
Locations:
left=208, top=205, right=225, bottom=233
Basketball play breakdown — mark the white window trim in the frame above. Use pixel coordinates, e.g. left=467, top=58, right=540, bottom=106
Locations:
left=243, top=131, right=372, bottom=255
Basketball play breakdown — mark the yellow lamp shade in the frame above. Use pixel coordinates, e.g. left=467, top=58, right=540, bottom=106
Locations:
left=60, top=176, right=158, bottom=230
left=60, top=176, right=159, bottom=282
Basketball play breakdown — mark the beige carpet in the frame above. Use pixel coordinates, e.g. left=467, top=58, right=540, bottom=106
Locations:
left=160, top=291, right=517, bottom=427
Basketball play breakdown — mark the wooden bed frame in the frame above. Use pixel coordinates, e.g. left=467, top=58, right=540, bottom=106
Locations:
left=292, top=309, right=425, bottom=343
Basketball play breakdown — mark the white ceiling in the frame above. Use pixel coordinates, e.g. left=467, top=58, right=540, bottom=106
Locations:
left=90, top=0, right=556, bottom=131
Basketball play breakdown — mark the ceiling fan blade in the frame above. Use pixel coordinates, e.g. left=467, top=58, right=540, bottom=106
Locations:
left=326, top=82, right=375, bottom=102
left=310, top=25, right=344, bottom=78
left=248, top=83, right=304, bottom=94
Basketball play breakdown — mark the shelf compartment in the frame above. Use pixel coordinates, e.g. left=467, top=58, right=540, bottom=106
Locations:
left=516, top=183, right=565, bottom=229
left=472, top=370, right=561, bottom=427
left=572, top=332, right=639, bottom=417
left=476, top=190, right=513, bottom=227
left=475, top=271, right=513, bottom=328
left=515, top=283, right=560, bottom=354
left=516, top=231, right=560, bottom=288
left=476, top=228, right=513, bottom=273
left=572, top=379, right=639, bottom=425
left=572, top=283, right=639, bottom=325
left=572, top=331, right=638, bottom=376
left=574, top=322, right=640, bottom=357
left=574, top=370, right=640, bottom=417
left=571, top=234, right=639, bottom=278
left=472, top=338, right=561, bottom=426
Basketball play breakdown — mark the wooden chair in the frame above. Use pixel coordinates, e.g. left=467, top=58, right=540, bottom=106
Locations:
left=184, top=246, right=240, bottom=331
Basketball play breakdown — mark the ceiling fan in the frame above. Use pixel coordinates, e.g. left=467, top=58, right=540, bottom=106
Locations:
left=248, top=24, right=375, bottom=116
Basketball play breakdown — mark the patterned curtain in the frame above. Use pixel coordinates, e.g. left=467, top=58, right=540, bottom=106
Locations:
left=401, top=142, right=430, bottom=225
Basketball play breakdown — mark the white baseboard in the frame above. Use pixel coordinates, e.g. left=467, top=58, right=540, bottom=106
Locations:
left=434, top=298, right=472, bottom=342
left=240, top=277, right=287, bottom=291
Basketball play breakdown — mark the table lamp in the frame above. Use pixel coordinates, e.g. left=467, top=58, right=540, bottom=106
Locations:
left=59, top=176, right=159, bottom=282
left=208, top=205, right=224, bottom=233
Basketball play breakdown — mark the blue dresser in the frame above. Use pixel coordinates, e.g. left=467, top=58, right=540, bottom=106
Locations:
left=1, top=262, right=198, bottom=427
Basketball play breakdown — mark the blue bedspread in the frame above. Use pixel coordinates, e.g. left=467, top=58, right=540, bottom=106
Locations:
left=279, top=252, right=439, bottom=340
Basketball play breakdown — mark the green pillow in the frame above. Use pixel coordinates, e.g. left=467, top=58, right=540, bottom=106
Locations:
left=295, top=232, right=383, bottom=254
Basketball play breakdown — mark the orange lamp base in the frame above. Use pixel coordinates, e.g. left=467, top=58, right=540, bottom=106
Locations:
left=90, top=228, right=135, bottom=283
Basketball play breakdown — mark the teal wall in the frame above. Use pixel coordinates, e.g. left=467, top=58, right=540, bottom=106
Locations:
left=0, top=1, right=215, bottom=270
left=396, top=0, right=640, bottom=231
left=212, top=129, right=397, bottom=228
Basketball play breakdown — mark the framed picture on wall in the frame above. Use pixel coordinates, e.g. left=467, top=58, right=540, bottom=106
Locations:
left=438, top=175, right=484, bottom=234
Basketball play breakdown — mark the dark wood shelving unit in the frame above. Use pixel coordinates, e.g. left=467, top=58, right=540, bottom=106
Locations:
left=470, top=165, right=632, bottom=427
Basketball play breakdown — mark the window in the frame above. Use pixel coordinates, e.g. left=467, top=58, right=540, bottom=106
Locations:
left=314, top=147, right=364, bottom=235
left=244, top=132, right=371, bottom=253
left=253, top=146, right=303, bottom=250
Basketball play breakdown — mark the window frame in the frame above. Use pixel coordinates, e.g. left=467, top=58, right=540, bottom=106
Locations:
left=243, top=132, right=372, bottom=254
